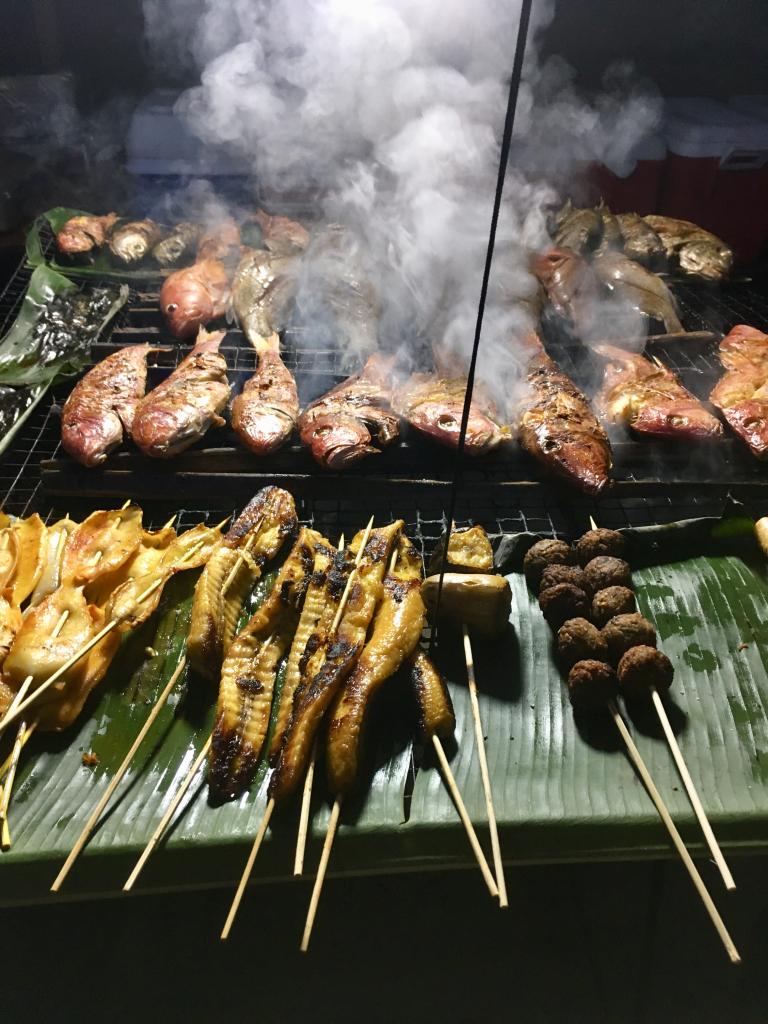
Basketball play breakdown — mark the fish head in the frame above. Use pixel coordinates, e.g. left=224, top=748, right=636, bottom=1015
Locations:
left=632, top=400, right=723, bottom=440
left=160, top=273, right=214, bottom=339
left=678, top=240, right=733, bottom=282
left=407, top=400, right=502, bottom=453
left=722, top=401, right=768, bottom=458
left=61, top=414, right=122, bottom=467
left=300, top=412, right=377, bottom=469
left=529, top=420, right=611, bottom=495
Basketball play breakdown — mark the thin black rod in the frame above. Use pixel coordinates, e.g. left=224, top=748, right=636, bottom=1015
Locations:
left=430, top=0, right=534, bottom=641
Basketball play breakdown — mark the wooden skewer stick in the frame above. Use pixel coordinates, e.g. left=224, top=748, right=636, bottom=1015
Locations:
left=220, top=532, right=259, bottom=596
left=293, top=532, right=348, bottom=877
left=123, top=734, right=213, bottom=891
left=0, top=724, right=35, bottom=782
left=432, top=733, right=499, bottom=900
left=650, top=687, right=735, bottom=891
left=589, top=516, right=598, bottom=531
left=51, top=657, right=188, bottom=891
left=609, top=700, right=740, bottom=963
left=221, top=797, right=276, bottom=940
left=0, top=533, right=214, bottom=735
left=300, top=799, right=341, bottom=952
left=462, top=625, right=507, bottom=908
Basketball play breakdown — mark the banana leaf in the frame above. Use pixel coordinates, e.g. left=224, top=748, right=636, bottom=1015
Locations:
left=2, top=520, right=768, bottom=900
left=26, top=207, right=166, bottom=282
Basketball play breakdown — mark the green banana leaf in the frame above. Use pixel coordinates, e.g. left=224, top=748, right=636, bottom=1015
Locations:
left=2, top=524, right=768, bottom=901
left=26, top=207, right=166, bottom=282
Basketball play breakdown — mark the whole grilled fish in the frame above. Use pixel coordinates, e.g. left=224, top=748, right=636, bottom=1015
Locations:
left=393, top=372, right=508, bottom=455
left=61, top=344, right=153, bottom=467
left=109, top=220, right=163, bottom=264
left=531, top=247, right=600, bottom=334
left=160, top=258, right=231, bottom=339
left=251, top=209, right=310, bottom=254
left=300, top=353, right=400, bottom=469
left=56, top=213, right=118, bottom=256
left=595, top=343, right=723, bottom=441
left=152, top=222, right=201, bottom=268
left=616, top=213, right=666, bottom=268
left=592, top=251, right=684, bottom=334
left=197, top=218, right=242, bottom=265
left=517, top=339, right=612, bottom=495
left=552, top=200, right=604, bottom=254
left=131, top=327, right=230, bottom=457
left=229, top=246, right=302, bottom=454
left=643, top=215, right=733, bottom=283
left=710, top=325, right=768, bottom=458
left=593, top=200, right=623, bottom=256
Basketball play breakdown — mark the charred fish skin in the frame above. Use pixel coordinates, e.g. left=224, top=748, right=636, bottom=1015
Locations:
left=209, top=527, right=319, bottom=801
left=109, top=220, right=163, bottom=265
left=592, top=251, right=684, bottom=334
left=393, top=373, right=507, bottom=455
left=326, top=534, right=425, bottom=796
left=160, top=258, right=231, bottom=340
left=152, top=222, right=201, bottom=268
left=518, top=350, right=612, bottom=496
left=61, top=344, right=153, bottom=467
left=56, top=213, right=118, bottom=256
left=595, top=343, right=724, bottom=441
left=710, top=325, right=768, bottom=458
left=131, top=327, right=231, bottom=458
left=299, top=353, right=400, bottom=469
left=269, top=521, right=403, bottom=804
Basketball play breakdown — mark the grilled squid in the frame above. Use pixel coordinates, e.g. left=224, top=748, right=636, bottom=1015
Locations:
left=326, top=533, right=425, bottom=796
left=269, top=520, right=403, bottom=804
left=61, top=507, right=144, bottom=586
left=187, top=486, right=298, bottom=681
left=28, top=516, right=77, bottom=608
left=0, top=514, right=48, bottom=606
left=0, top=589, right=22, bottom=668
left=208, top=527, right=320, bottom=800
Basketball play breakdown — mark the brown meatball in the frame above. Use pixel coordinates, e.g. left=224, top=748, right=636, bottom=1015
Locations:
left=602, top=614, right=657, bottom=665
left=539, top=583, right=589, bottom=631
left=540, top=564, right=591, bottom=597
left=575, top=528, right=625, bottom=566
left=617, top=645, right=674, bottom=700
left=566, top=659, right=617, bottom=710
left=557, top=618, right=608, bottom=671
left=523, top=539, right=575, bottom=590
left=591, top=586, right=636, bottom=627
left=584, top=556, right=632, bottom=593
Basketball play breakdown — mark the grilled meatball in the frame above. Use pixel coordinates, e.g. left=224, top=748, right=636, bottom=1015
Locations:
left=576, top=528, right=625, bottom=566
left=617, top=645, right=673, bottom=700
left=566, top=659, right=617, bottom=710
left=540, top=563, right=591, bottom=597
left=523, top=539, right=574, bottom=590
left=584, top=556, right=632, bottom=593
left=557, top=618, right=608, bottom=670
left=591, top=586, right=636, bottom=627
left=539, top=583, right=589, bottom=631
left=602, top=613, right=657, bottom=665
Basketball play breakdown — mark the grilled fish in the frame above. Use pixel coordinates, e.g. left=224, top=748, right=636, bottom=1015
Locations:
left=300, top=353, right=400, bottom=469
left=517, top=342, right=612, bottom=496
left=410, top=649, right=455, bottom=740
left=592, top=251, right=683, bottom=334
left=197, top=218, right=242, bottom=265
left=552, top=200, right=603, bottom=254
left=230, top=247, right=301, bottom=454
left=109, top=220, right=163, bottom=264
left=132, top=327, right=230, bottom=457
left=209, top=526, right=319, bottom=800
left=56, top=213, right=118, bottom=256
left=393, top=372, right=507, bottom=455
left=269, top=521, right=402, bottom=803
left=152, top=222, right=201, bottom=268
left=160, top=258, right=231, bottom=339
left=61, top=344, right=154, bottom=466
left=595, top=343, right=723, bottom=441
left=531, top=247, right=600, bottom=333
left=326, top=533, right=425, bottom=796
left=593, top=200, right=623, bottom=256
left=616, top=213, right=666, bottom=268
left=187, top=486, right=298, bottom=681
left=250, top=209, right=310, bottom=254
left=710, top=325, right=768, bottom=458
left=643, top=215, right=733, bottom=283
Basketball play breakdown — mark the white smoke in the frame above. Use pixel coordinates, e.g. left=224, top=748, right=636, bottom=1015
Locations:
left=143, top=0, right=661, bottom=408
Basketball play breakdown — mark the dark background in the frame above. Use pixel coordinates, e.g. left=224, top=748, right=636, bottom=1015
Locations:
left=2, top=2, right=768, bottom=1021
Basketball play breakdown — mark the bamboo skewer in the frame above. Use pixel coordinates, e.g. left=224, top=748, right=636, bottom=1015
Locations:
left=650, top=687, right=735, bottom=891
left=589, top=515, right=598, bottom=531
left=609, top=700, right=740, bottom=963
left=462, top=624, right=507, bottom=907
left=300, top=799, right=341, bottom=953
left=51, top=657, right=189, bottom=891
left=123, top=734, right=213, bottom=891
left=221, top=797, right=276, bottom=940
left=293, top=532, right=349, bottom=877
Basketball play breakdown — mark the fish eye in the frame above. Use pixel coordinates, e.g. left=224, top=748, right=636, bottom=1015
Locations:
left=166, top=303, right=178, bottom=314
left=438, top=415, right=456, bottom=428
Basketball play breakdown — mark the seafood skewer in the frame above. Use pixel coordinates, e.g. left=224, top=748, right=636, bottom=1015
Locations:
left=595, top=344, right=723, bottom=441
left=61, top=345, right=155, bottom=467
left=709, top=324, right=768, bottom=458
left=131, top=327, right=231, bottom=457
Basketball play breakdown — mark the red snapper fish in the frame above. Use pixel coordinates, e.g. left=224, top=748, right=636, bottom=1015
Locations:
left=710, top=324, right=768, bottom=458
left=159, top=258, right=231, bottom=340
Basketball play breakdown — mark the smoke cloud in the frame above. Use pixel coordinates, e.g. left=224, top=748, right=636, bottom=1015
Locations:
left=143, top=0, right=662, bottom=407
